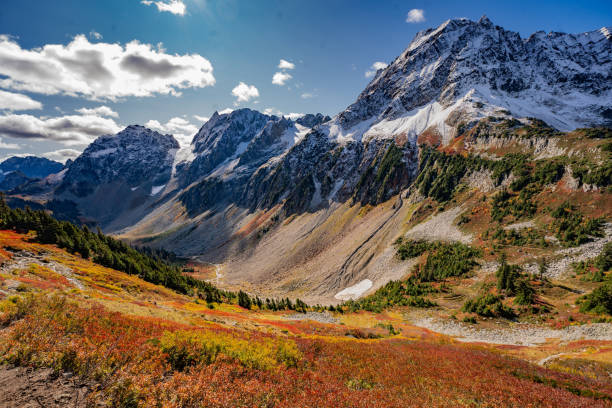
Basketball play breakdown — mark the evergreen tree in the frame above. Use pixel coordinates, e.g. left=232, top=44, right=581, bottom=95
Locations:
left=238, top=291, right=252, bottom=309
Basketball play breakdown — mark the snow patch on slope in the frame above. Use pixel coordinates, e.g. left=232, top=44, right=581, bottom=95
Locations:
left=151, top=184, right=166, bottom=195
left=334, top=279, right=373, bottom=301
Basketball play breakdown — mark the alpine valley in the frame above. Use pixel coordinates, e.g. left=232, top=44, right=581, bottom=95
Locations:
left=1, top=16, right=612, bottom=407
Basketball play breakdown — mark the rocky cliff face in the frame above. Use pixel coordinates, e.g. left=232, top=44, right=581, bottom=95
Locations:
left=227, top=17, right=611, bottom=218
left=176, top=109, right=335, bottom=216
left=58, top=125, right=179, bottom=198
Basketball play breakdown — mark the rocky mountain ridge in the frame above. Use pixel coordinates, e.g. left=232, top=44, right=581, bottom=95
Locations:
left=0, top=156, right=63, bottom=180
left=332, top=16, right=611, bottom=144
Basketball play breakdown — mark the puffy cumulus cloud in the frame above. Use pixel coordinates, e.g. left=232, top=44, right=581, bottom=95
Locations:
left=0, top=112, right=121, bottom=145
left=42, top=148, right=82, bottom=163
left=272, top=71, right=292, bottom=86
left=231, top=82, right=259, bottom=103
left=365, top=61, right=388, bottom=78
left=0, top=34, right=214, bottom=100
left=406, top=9, right=425, bottom=23
left=0, top=90, right=42, bottom=111
left=145, top=116, right=198, bottom=146
left=193, top=114, right=209, bottom=123
left=75, top=105, right=118, bottom=118
left=278, top=59, right=295, bottom=70
left=141, top=0, right=186, bottom=15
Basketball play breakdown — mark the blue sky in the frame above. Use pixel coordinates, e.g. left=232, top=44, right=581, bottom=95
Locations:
left=0, top=0, right=610, bottom=162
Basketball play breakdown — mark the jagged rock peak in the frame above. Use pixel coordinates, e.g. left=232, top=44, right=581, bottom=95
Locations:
left=334, top=16, right=612, bottom=138
left=58, top=125, right=179, bottom=197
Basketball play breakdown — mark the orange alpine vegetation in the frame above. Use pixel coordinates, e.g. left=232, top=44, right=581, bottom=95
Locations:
left=0, top=230, right=611, bottom=407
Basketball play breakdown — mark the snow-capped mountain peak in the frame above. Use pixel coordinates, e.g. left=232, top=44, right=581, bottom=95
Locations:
left=328, top=17, right=611, bottom=145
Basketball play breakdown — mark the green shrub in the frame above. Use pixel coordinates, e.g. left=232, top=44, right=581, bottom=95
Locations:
left=342, top=277, right=435, bottom=313
left=490, top=227, right=547, bottom=248
left=238, top=291, right=252, bottom=309
left=416, top=242, right=481, bottom=282
left=514, top=279, right=536, bottom=305
left=395, top=238, right=433, bottom=260
left=490, top=187, right=537, bottom=222
left=551, top=202, right=604, bottom=247
left=596, top=242, right=612, bottom=272
left=462, top=294, right=515, bottom=318
left=578, top=283, right=612, bottom=316
left=496, top=254, right=522, bottom=295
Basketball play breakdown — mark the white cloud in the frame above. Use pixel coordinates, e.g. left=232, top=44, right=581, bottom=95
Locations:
left=263, top=107, right=283, bottom=116
left=75, top=105, right=118, bottom=118
left=301, top=92, right=315, bottom=99
left=365, top=61, right=388, bottom=78
left=89, top=31, right=103, bottom=40
left=42, top=148, right=82, bottom=163
left=0, top=90, right=43, bottom=111
left=0, top=112, right=121, bottom=145
left=145, top=116, right=198, bottom=146
left=141, top=0, right=186, bottom=16
left=0, top=138, right=20, bottom=149
left=193, top=115, right=209, bottom=123
left=263, top=108, right=304, bottom=120
left=272, top=71, right=292, bottom=86
left=218, top=108, right=234, bottom=115
left=0, top=34, right=214, bottom=100
left=231, top=82, right=259, bottom=103
left=278, top=59, right=295, bottom=70
left=406, top=9, right=425, bottom=23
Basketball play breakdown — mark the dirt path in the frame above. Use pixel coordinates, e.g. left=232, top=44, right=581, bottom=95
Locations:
left=537, top=351, right=586, bottom=367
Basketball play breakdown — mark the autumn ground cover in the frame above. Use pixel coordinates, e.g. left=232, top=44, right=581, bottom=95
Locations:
left=0, top=230, right=611, bottom=407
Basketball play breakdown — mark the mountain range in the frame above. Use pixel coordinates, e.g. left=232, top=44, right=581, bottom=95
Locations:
left=5, top=16, right=611, bottom=303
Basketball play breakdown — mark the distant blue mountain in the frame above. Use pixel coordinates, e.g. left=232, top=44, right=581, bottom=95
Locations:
left=0, top=156, right=64, bottom=179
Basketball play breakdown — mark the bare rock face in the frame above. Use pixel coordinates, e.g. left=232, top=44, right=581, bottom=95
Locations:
left=58, top=125, right=179, bottom=198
